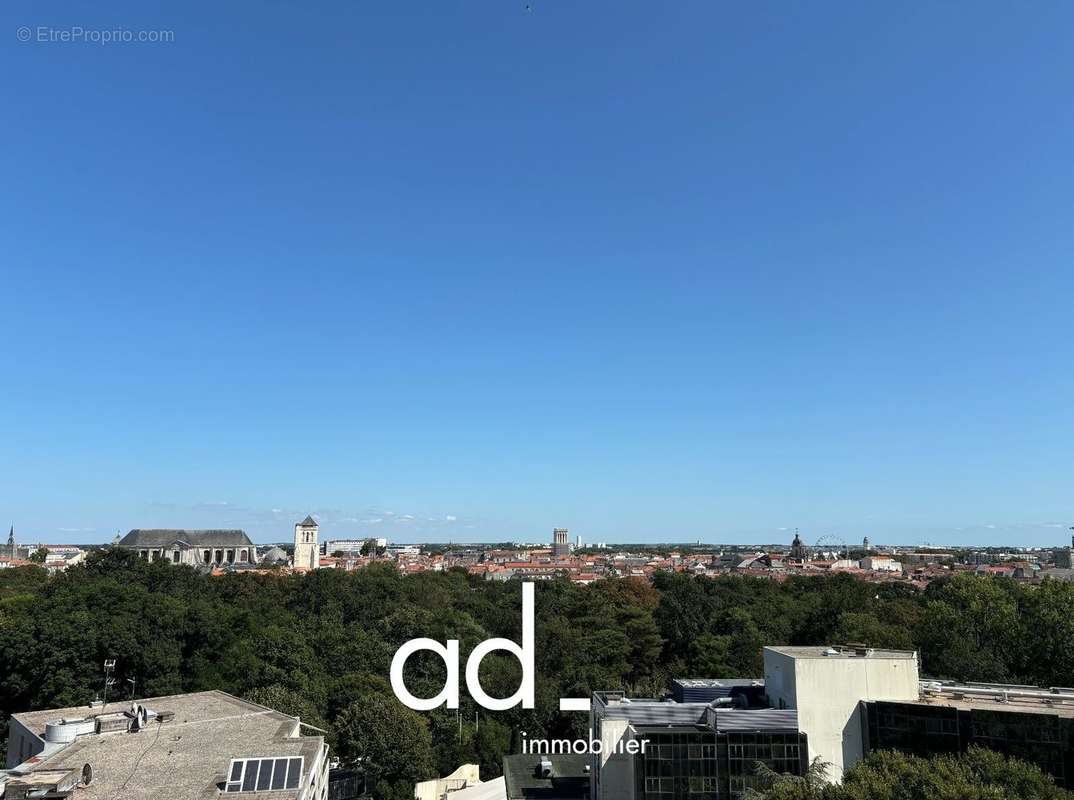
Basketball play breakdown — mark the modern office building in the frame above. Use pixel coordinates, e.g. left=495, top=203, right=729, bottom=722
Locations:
left=587, top=644, right=1074, bottom=798
left=863, top=681, right=1074, bottom=789
left=763, top=645, right=919, bottom=781
left=589, top=690, right=806, bottom=800
left=3, top=690, right=332, bottom=799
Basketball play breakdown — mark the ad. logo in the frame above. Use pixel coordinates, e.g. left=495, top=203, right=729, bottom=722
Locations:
left=389, top=582, right=587, bottom=712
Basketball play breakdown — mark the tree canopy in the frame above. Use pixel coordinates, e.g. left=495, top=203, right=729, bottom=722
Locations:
left=3, top=553, right=1074, bottom=798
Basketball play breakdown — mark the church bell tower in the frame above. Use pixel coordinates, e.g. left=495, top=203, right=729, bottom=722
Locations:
left=293, top=515, right=319, bottom=570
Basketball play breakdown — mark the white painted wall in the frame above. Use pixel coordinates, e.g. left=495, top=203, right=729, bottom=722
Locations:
left=763, top=648, right=919, bottom=782
left=592, top=718, right=636, bottom=800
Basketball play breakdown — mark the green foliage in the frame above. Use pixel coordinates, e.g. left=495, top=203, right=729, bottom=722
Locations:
left=750, top=748, right=1073, bottom=800
left=336, top=695, right=435, bottom=788
left=6, top=554, right=1074, bottom=798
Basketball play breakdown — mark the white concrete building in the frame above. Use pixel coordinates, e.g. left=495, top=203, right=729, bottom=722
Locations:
left=763, top=645, right=919, bottom=781
left=860, top=556, right=902, bottom=572
left=293, top=515, right=319, bottom=570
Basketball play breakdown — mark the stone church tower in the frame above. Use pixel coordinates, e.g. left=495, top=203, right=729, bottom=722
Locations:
left=293, top=515, right=319, bottom=570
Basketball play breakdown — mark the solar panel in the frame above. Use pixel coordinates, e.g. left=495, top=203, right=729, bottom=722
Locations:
left=224, top=757, right=304, bottom=793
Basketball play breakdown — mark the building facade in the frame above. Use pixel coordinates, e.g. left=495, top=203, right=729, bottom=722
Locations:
left=763, top=645, right=919, bottom=782
left=864, top=683, right=1074, bottom=789
left=293, top=515, right=319, bottom=569
left=589, top=691, right=806, bottom=800
left=117, top=529, right=256, bottom=566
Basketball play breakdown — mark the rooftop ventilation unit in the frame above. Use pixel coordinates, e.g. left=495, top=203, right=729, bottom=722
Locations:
left=44, top=718, right=96, bottom=744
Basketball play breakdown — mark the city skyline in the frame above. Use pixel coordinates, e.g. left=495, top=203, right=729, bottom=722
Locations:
left=4, top=2, right=1074, bottom=546
left=4, top=506, right=1072, bottom=548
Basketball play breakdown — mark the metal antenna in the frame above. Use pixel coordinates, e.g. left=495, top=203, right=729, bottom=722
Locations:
left=102, top=660, right=116, bottom=708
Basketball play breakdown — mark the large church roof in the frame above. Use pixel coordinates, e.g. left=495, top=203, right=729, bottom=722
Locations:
left=297, top=515, right=318, bottom=527
left=119, top=529, right=253, bottom=548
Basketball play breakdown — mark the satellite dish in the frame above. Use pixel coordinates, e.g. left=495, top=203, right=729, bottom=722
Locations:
left=82, top=764, right=93, bottom=785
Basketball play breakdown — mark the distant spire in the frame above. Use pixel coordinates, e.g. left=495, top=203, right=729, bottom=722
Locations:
left=6, top=526, right=13, bottom=546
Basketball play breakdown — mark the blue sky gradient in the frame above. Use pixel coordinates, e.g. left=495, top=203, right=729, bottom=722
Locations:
left=2, top=1, right=1073, bottom=545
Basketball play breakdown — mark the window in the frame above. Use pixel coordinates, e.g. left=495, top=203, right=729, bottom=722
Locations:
left=225, top=757, right=303, bottom=793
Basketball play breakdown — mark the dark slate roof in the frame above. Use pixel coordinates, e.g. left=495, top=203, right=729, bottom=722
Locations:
left=298, top=515, right=318, bottom=527
left=119, top=529, right=253, bottom=548
left=503, top=754, right=589, bottom=800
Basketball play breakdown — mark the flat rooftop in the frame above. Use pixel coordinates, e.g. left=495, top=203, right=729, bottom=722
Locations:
left=9, top=691, right=323, bottom=800
left=671, top=678, right=764, bottom=688
left=903, top=690, right=1074, bottom=719
left=765, top=645, right=917, bottom=660
left=502, top=753, right=588, bottom=800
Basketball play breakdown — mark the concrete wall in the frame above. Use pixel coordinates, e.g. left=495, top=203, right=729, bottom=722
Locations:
left=414, top=763, right=481, bottom=800
left=4, top=718, right=44, bottom=769
left=592, top=718, right=635, bottom=800
left=763, top=649, right=918, bottom=782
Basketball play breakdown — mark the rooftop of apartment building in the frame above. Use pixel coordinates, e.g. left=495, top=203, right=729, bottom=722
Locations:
left=4, top=690, right=325, bottom=800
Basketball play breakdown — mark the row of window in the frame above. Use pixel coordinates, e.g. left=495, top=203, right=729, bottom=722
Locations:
left=644, top=776, right=718, bottom=794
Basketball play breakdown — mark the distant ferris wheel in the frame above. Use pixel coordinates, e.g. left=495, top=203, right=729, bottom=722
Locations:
left=814, top=534, right=848, bottom=560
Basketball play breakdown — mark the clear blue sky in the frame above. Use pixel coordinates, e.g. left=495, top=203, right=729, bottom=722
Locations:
left=3, top=1, right=1073, bottom=546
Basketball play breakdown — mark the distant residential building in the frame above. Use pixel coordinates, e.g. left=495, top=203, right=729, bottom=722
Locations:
left=117, top=529, right=256, bottom=566
left=325, top=539, right=387, bottom=557
left=899, top=551, right=953, bottom=564
left=41, top=546, right=86, bottom=572
left=3, top=690, right=332, bottom=800
left=293, top=515, right=319, bottom=570
left=860, top=556, right=902, bottom=572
